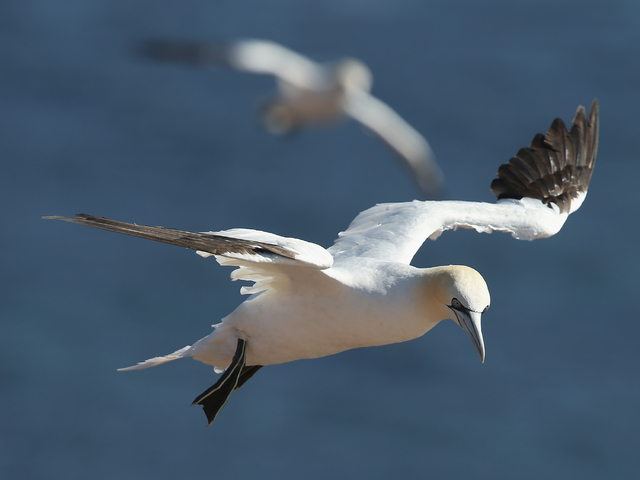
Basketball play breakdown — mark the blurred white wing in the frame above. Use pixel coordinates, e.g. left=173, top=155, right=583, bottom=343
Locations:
left=329, top=100, right=599, bottom=265
left=228, top=40, right=326, bottom=89
left=137, top=38, right=326, bottom=90
left=343, top=90, right=444, bottom=197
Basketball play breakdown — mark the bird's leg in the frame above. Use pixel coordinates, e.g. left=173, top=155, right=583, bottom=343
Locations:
left=191, top=338, right=261, bottom=426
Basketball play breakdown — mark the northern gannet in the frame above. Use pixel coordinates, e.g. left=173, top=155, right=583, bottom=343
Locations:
left=137, top=38, right=444, bottom=197
left=45, top=100, right=598, bottom=425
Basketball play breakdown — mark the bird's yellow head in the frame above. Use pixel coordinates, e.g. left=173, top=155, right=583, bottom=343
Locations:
left=427, top=265, right=490, bottom=362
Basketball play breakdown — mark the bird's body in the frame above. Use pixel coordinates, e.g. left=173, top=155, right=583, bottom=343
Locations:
left=137, top=38, right=445, bottom=197
left=259, top=88, right=346, bottom=133
left=134, top=195, right=564, bottom=371
left=190, top=261, right=453, bottom=369
left=46, top=100, right=598, bottom=425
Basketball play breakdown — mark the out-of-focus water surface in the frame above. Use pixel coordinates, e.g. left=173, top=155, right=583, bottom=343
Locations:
left=2, top=0, right=639, bottom=478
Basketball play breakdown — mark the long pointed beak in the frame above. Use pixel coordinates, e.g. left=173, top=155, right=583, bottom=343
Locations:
left=452, top=308, right=485, bottom=363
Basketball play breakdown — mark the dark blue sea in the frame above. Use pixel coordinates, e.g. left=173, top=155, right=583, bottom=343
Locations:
left=2, top=1, right=639, bottom=478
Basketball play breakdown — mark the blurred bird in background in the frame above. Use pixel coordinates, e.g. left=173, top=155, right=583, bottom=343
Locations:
left=137, top=38, right=445, bottom=197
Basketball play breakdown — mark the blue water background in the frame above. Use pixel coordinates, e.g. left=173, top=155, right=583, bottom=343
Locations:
left=2, top=1, right=639, bottom=478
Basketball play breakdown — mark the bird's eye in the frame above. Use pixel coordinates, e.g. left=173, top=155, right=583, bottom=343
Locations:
left=451, top=298, right=462, bottom=309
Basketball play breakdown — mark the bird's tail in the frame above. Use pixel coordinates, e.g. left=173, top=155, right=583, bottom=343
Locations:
left=117, top=345, right=192, bottom=371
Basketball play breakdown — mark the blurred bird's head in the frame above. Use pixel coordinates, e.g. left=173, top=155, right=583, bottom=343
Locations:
left=335, top=58, right=373, bottom=93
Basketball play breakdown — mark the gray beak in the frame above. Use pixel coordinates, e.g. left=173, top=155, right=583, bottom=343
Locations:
left=451, top=307, right=485, bottom=363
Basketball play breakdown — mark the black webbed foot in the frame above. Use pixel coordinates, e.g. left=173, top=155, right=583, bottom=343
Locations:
left=191, top=339, right=262, bottom=426
left=235, top=365, right=262, bottom=391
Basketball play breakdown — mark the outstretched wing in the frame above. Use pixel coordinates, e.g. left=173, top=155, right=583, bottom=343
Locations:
left=343, top=90, right=445, bottom=198
left=329, top=100, right=599, bottom=265
left=43, top=214, right=332, bottom=270
left=137, top=38, right=325, bottom=90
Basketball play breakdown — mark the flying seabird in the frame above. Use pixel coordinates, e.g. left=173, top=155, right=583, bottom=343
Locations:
left=137, top=38, right=444, bottom=197
left=45, top=100, right=598, bottom=426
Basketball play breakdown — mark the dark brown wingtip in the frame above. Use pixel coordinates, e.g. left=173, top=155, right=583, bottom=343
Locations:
left=44, top=213, right=298, bottom=260
left=490, top=100, right=599, bottom=213
left=136, top=39, right=232, bottom=67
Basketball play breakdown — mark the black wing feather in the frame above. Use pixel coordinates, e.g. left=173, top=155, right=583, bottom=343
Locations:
left=490, top=99, right=599, bottom=213
left=136, top=39, right=232, bottom=68
left=43, top=214, right=297, bottom=260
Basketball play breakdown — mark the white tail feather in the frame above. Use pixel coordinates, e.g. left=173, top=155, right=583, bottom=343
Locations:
left=117, top=345, right=192, bottom=371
